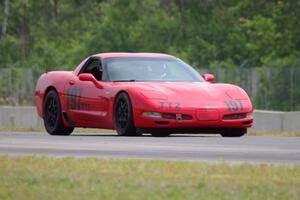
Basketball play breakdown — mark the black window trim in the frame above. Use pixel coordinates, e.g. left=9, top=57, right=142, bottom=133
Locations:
left=79, top=56, right=107, bottom=81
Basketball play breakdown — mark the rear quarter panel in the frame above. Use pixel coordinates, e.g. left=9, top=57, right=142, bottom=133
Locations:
left=35, top=71, right=74, bottom=118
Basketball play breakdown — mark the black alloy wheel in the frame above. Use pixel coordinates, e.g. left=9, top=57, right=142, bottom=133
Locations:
left=43, top=90, right=74, bottom=135
left=117, top=99, right=128, bottom=129
left=114, top=92, right=139, bottom=136
left=45, top=93, right=59, bottom=130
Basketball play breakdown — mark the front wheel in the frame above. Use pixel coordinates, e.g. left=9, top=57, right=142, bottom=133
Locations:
left=114, top=92, right=139, bottom=136
left=43, top=90, right=74, bottom=135
left=220, top=128, right=246, bottom=137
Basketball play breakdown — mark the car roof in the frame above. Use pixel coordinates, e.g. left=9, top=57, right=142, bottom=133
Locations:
left=93, top=52, right=175, bottom=59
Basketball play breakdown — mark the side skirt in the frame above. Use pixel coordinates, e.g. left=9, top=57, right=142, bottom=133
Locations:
left=62, top=112, right=75, bottom=126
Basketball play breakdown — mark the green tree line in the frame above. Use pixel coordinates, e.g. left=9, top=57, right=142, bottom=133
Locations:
left=0, top=0, right=299, bottom=110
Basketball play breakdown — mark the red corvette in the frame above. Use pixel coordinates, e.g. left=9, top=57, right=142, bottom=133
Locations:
left=35, top=53, right=253, bottom=137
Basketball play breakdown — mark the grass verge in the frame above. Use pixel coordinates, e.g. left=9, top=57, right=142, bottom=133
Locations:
left=0, top=156, right=299, bottom=200
left=247, top=131, right=300, bottom=137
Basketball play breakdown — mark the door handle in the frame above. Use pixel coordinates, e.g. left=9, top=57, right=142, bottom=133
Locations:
left=69, top=80, right=75, bottom=85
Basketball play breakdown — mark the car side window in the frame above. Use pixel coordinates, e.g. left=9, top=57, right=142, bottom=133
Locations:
left=81, top=59, right=102, bottom=81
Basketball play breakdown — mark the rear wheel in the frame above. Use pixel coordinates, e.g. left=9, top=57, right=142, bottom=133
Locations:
left=114, top=92, right=139, bottom=136
left=220, top=128, right=246, bottom=137
left=43, top=90, right=74, bottom=135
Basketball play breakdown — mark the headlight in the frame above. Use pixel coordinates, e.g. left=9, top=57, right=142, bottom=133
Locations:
left=142, top=112, right=161, bottom=118
left=225, top=87, right=248, bottom=100
left=247, top=112, right=253, bottom=118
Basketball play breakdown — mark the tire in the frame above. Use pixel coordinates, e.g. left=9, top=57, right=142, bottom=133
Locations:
left=220, top=128, right=246, bottom=137
left=43, top=90, right=74, bottom=135
left=114, top=92, right=139, bottom=136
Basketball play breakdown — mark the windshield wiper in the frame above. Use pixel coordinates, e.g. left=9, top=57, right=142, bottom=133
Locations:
left=113, top=79, right=137, bottom=82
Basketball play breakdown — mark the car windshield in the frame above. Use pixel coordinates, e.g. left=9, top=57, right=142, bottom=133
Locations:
left=105, top=57, right=204, bottom=82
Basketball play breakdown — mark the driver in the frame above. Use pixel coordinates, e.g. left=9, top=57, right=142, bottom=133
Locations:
left=147, top=63, right=168, bottom=79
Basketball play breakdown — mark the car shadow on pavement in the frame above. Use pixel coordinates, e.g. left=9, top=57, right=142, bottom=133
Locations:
left=71, top=133, right=219, bottom=137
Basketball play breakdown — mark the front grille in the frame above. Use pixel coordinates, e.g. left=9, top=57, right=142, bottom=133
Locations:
left=162, top=113, right=192, bottom=120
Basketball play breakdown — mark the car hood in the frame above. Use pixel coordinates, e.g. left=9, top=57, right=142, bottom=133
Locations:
left=130, top=82, right=250, bottom=108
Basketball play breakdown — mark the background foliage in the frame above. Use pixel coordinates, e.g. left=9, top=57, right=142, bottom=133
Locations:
left=0, top=0, right=299, bottom=110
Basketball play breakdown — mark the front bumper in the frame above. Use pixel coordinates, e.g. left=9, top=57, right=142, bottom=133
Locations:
left=134, top=108, right=253, bottom=129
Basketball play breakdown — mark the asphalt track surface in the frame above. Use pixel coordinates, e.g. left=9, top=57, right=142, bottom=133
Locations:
left=0, top=132, right=299, bottom=164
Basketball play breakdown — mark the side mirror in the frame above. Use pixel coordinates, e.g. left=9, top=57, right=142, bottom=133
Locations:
left=78, top=73, right=103, bottom=89
left=202, top=73, right=215, bottom=83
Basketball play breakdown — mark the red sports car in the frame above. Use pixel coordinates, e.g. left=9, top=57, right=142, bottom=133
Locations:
left=35, top=53, right=253, bottom=137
